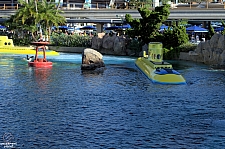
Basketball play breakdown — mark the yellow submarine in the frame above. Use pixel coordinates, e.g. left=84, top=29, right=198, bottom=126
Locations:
left=135, top=42, right=186, bottom=85
left=0, top=36, right=59, bottom=56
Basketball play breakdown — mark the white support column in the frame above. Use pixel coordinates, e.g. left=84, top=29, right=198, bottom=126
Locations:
left=153, top=0, right=159, bottom=7
left=96, top=23, right=103, bottom=33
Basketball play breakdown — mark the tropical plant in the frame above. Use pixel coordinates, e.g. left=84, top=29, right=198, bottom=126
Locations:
left=126, top=38, right=144, bottom=55
left=208, top=24, right=215, bottom=39
left=125, top=4, right=171, bottom=44
left=163, top=42, right=197, bottom=59
left=125, top=4, right=189, bottom=59
left=162, top=25, right=189, bottom=49
left=125, top=5, right=189, bottom=58
left=177, top=19, right=189, bottom=26
left=51, top=32, right=92, bottom=47
left=4, top=0, right=66, bottom=42
left=37, top=0, right=66, bottom=40
left=221, top=20, right=225, bottom=35
left=176, top=42, right=197, bottom=52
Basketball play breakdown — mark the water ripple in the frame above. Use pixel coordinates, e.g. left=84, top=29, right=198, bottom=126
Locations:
left=0, top=54, right=224, bottom=148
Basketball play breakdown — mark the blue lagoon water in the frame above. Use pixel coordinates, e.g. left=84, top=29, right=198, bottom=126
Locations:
left=0, top=53, right=225, bottom=149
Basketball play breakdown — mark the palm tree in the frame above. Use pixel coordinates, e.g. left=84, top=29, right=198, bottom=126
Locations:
left=6, top=0, right=66, bottom=42
left=37, top=0, right=66, bottom=41
left=4, top=0, right=37, bottom=40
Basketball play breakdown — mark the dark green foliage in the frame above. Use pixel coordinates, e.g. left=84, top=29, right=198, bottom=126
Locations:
left=176, top=42, right=197, bottom=52
left=221, top=20, right=225, bottom=35
left=125, top=4, right=170, bottom=44
left=126, top=38, right=144, bottom=55
left=5, top=0, right=66, bottom=42
left=162, top=25, right=189, bottom=49
left=125, top=4, right=189, bottom=59
left=208, top=24, right=215, bottom=38
left=163, top=47, right=176, bottom=60
left=163, top=42, right=197, bottom=60
left=51, top=32, right=92, bottom=47
left=13, top=34, right=33, bottom=46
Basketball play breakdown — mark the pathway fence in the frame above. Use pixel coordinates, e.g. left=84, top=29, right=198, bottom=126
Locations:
left=1, top=2, right=225, bottom=10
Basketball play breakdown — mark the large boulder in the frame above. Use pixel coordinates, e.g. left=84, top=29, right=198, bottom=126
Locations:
left=209, top=33, right=221, bottom=49
left=91, top=33, right=105, bottom=50
left=190, top=33, right=225, bottom=68
left=221, top=50, right=225, bottom=66
left=113, top=35, right=127, bottom=55
left=91, top=33, right=129, bottom=56
left=102, top=34, right=117, bottom=50
left=81, top=48, right=105, bottom=70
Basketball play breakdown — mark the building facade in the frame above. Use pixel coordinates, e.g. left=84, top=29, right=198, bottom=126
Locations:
left=1, top=1, right=18, bottom=4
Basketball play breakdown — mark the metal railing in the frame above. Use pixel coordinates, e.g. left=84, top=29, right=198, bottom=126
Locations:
left=0, top=2, right=151, bottom=10
left=0, top=3, right=19, bottom=10
left=1, top=2, right=225, bottom=10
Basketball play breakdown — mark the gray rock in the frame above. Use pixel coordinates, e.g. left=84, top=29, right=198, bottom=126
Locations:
left=91, top=33, right=129, bottom=56
left=191, top=34, right=225, bottom=67
left=81, top=48, right=105, bottom=70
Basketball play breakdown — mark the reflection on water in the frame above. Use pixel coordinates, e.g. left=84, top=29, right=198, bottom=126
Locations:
left=33, top=67, right=53, bottom=90
left=81, top=68, right=105, bottom=77
left=0, top=53, right=225, bottom=148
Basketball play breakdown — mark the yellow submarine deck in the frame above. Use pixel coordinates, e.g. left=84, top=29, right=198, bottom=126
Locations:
left=135, top=57, right=186, bottom=85
left=0, top=47, right=59, bottom=56
left=0, top=36, right=59, bottom=56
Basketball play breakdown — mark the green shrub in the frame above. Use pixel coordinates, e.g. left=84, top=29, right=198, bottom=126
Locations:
left=13, top=34, right=33, bottom=46
left=127, top=38, right=143, bottom=55
left=176, top=42, right=197, bottom=52
left=50, top=32, right=92, bottom=47
left=163, top=42, right=197, bottom=60
left=163, top=47, right=176, bottom=60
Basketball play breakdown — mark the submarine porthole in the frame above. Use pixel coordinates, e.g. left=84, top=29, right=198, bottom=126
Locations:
left=157, top=54, right=161, bottom=59
left=4, top=42, right=7, bottom=45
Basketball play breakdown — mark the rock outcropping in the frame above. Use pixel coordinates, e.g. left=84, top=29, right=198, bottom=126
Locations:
left=189, top=34, right=225, bottom=68
left=91, top=33, right=135, bottom=56
left=81, top=48, right=105, bottom=70
left=91, top=33, right=225, bottom=67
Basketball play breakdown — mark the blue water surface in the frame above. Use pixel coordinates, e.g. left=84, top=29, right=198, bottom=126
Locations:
left=0, top=53, right=225, bottom=149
